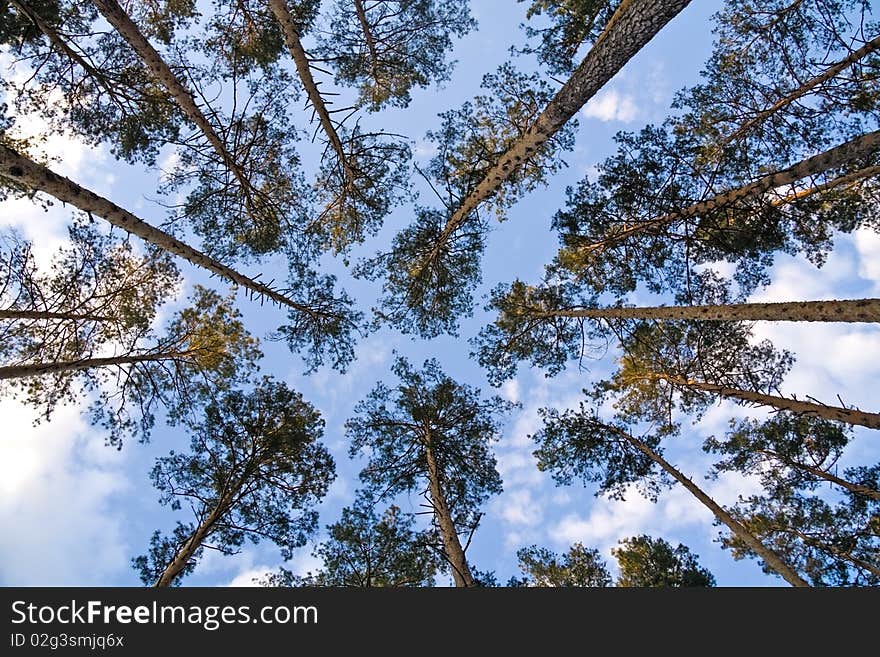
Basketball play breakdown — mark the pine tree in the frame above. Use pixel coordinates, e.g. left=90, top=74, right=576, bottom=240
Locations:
left=346, top=357, right=515, bottom=586
left=133, top=377, right=335, bottom=587
left=613, top=535, right=715, bottom=587
left=515, top=543, right=613, bottom=587
left=264, top=500, right=440, bottom=587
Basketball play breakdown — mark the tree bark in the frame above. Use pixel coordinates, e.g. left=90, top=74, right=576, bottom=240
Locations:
left=0, top=350, right=195, bottom=380
left=352, top=0, right=382, bottom=87
left=424, top=431, right=475, bottom=587
left=607, top=425, right=810, bottom=587
left=532, top=298, right=880, bottom=323
left=717, top=34, right=880, bottom=150
left=268, top=0, right=353, bottom=179
left=90, top=0, right=251, bottom=192
left=575, top=129, right=880, bottom=255
left=0, top=143, right=311, bottom=311
left=155, top=501, right=229, bottom=587
left=651, top=374, right=880, bottom=430
left=0, top=309, right=110, bottom=322
left=435, top=0, right=692, bottom=244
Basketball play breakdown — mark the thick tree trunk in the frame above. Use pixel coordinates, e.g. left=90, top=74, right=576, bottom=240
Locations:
left=717, top=34, right=880, bottom=149
left=535, top=298, right=880, bottom=323
left=608, top=425, right=810, bottom=587
left=0, top=350, right=194, bottom=380
left=155, top=502, right=229, bottom=587
left=756, top=451, right=880, bottom=502
left=654, top=374, right=880, bottom=430
left=0, top=144, right=310, bottom=311
left=91, top=0, right=250, bottom=192
left=268, top=0, right=353, bottom=179
left=0, top=309, right=109, bottom=322
left=424, top=433, right=475, bottom=587
left=577, top=129, right=880, bottom=255
left=436, top=0, right=692, bottom=243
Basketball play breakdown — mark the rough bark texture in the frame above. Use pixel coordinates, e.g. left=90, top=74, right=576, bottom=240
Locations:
left=91, top=0, right=249, bottom=190
left=610, top=425, right=810, bottom=587
left=425, top=432, right=475, bottom=587
left=0, top=144, right=309, bottom=310
left=580, top=129, right=880, bottom=254
left=0, top=309, right=110, bottom=322
left=437, top=0, right=692, bottom=242
left=768, top=165, right=880, bottom=207
left=269, top=0, right=352, bottom=178
left=0, top=351, right=192, bottom=380
left=717, top=34, right=880, bottom=149
left=657, top=374, right=880, bottom=430
left=155, top=501, right=229, bottom=587
left=539, top=298, right=880, bottom=323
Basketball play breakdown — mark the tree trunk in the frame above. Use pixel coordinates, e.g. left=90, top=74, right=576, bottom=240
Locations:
left=534, top=298, right=880, bottom=323
left=0, top=309, right=110, bottom=322
left=9, top=0, right=122, bottom=103
left=268, top=0, right=353, bottom=179
left=0, top=350, right=195, bottom=380
left=575, top=129, right=880, bottom=255
left=607, top=425, right=810, bottom=587
left=0, top=143, right=310, bottom=311
left=352, top=0, right=382, bottom=87
left=756, top=450, right=880, bottom=502
left=155, top=501, right=229, bottom=587
left=91, top=0, right=250, bottom=193
left=654, top=374, right=880, bottom=430
left=717, top=34, right=880, bottom=150
left=436, top=0, right=692, bottom=244
left=768, top=165, right=880, bottom=208
left=424, top=432, right=475, bottom=587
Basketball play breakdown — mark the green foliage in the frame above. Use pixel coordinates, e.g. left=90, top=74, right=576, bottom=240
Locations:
left=1, top=2, right=183, bottom=165
left=366, top=64, right=576, bottom=337
left=316, top=0, right=475, bottom=111
left=346, top=356, right=514, bottom=533
left=473, top=279, right=607, bottom=385
left=134, top=377, right=335, bottom=585
left=267, top=500, right=440, bottom=587
left=534, top=405, right=668, bottom=501
left=614, top=535, right=716, bottom=587
left=516, top=543, right=613, bottom=586
left=705, top=414, right=879, bottom=586
left=312, top=127, right=412, bottom=255
left=518, top=0, right=617, bottom=74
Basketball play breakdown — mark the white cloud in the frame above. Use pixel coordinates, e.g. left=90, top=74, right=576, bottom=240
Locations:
left=0, top=399, right=132, bottom=585
left=581, top=89, right=640, bottom=123
left=854, top=229, right=880, bottom=292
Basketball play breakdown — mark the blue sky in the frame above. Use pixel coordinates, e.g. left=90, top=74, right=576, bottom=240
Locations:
left=1, top=0, right=879, bottom=587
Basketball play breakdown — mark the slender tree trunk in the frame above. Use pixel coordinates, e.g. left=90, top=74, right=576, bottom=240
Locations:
left=607, top=425, right=810, bottom=587
left=155, top=501, right=229, bottom=587
left=10, top=0, right=123, bottom=103
left=717, top=34, right=880, bottom=150
left=424, top=432, right=475, bottom=587
left=268, top=0, right=353, bottom=179
left=0, top=350, right=196, bottom=380
left=532, top=298, right=880, bottom=323
left=90, top=0, right=251, bottom=193
left=0, top=309, right=110, bottom=322
left=352, top=0, right=382, bottom=87
left=651, top=374, right=880, bottom=430
left=576, top=129, right=880, bottom=255
left=435, top=0, right=692, bottom=245
left=0, top=144, right=311, bottom=311
left=756, top=451, right=880, bottom=502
